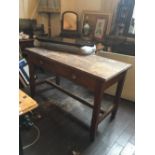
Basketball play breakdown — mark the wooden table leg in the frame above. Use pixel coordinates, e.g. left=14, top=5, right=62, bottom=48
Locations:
left=111, top=72, right=127, bottom=120
left=29, top=62, right=36, bottom=97
left=90, top=82, right=104, bottom=141
left=55, top=75, right=60, bottom=85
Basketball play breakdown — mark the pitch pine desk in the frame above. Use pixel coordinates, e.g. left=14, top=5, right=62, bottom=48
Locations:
left=25, top=47, right=131, bottom=141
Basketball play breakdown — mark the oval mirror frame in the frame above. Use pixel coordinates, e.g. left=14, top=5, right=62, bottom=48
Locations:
left=61, top=11, right=79, bottom=37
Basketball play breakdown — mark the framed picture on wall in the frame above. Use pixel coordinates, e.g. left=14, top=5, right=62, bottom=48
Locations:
left=81, top=11, right=109, bottom=41
left=94, top=18, right=106, bottom=40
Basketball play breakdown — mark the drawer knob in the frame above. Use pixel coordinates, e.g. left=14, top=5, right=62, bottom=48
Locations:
left=40, top=60, right=43, bottom=65
left=72, top=74, right=76, bottom=79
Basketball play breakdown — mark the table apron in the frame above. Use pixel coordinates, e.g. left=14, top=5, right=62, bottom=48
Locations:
left=103, top=72, right=126, bottom=90
left=29, top=53, right=99, bottom=92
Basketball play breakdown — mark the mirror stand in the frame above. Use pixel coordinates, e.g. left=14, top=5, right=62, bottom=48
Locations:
left=60, top=11, right=80, bottom=38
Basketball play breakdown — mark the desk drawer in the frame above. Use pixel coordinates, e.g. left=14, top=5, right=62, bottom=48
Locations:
left=29, top=54, right=97, bottom=91
left=30, top=55, right=52, bottom=70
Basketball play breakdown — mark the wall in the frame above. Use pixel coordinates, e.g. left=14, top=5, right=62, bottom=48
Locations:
left=97, top=51, right=135, bottom=102
left=101, top=0, right=120, bottom=14
left=19, top=0, right=76, bottom=36
left=74, top=0, right=120, bottom=34
left=19, top=0, right=120, bottom=36
left=49, top=0, right=76, bottom=36
left=61, top=0, right=75, bottom=13
left=101, top=0, right=120, bottom=33
left=74, top=0, right=101, bottom=13
left=19, top=0, right=39, bottom=19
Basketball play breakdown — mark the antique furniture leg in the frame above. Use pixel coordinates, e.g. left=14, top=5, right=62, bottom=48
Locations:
left=111, top=72, right=127, bottom=120
left=55, top=75, right=60, bottom=85
left=29, top=62, right=36, bottom=97
left=90, top=82, right=104, bottom=141
left=26, top=48, right=131, bottom=141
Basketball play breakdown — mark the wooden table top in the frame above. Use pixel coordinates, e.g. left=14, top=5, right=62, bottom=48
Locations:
left=19, top=90, right=38, bottom=116
left=26, top=47, right=131, bottom=81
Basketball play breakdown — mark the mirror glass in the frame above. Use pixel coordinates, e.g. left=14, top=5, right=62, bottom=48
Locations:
left=63, top=12, right=77, bottom=31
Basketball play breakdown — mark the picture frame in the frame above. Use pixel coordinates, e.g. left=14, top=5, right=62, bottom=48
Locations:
left=94, top=18, right=106, bottom=40
left=81, top=11, right=109, bottom=41
left=19, top=58, right=29, bottom=85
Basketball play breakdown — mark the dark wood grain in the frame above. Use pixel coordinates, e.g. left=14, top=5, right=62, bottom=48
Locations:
left=55, top=76, right=60, bottom=85
left=111, top=71, right=127, bottom=120
left=25, top=47, right=131, bottom=81
left=26, top=47, right=131, bottom=141
left=28, top=52, right=97, bottom=91
left=90, top=82, right=104, bottom=141
left=45, top=79, right=105, bottom=114
left=28, top=59, right=36, bottom=97
left=21, top=78, right=135, bottom=155
left=19, top=39, right=34, bottom=51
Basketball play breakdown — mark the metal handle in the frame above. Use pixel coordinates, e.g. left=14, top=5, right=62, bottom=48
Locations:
left=40, top=60, right=43, bottom=65
left=72, top=74, right=76, bottom=80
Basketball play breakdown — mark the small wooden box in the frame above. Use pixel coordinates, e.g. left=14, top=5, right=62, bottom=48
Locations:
left=19, top=90, right=38, bottom=115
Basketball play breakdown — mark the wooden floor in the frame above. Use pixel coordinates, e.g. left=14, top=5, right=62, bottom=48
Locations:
left=21, top=76, right=135, bottom=155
